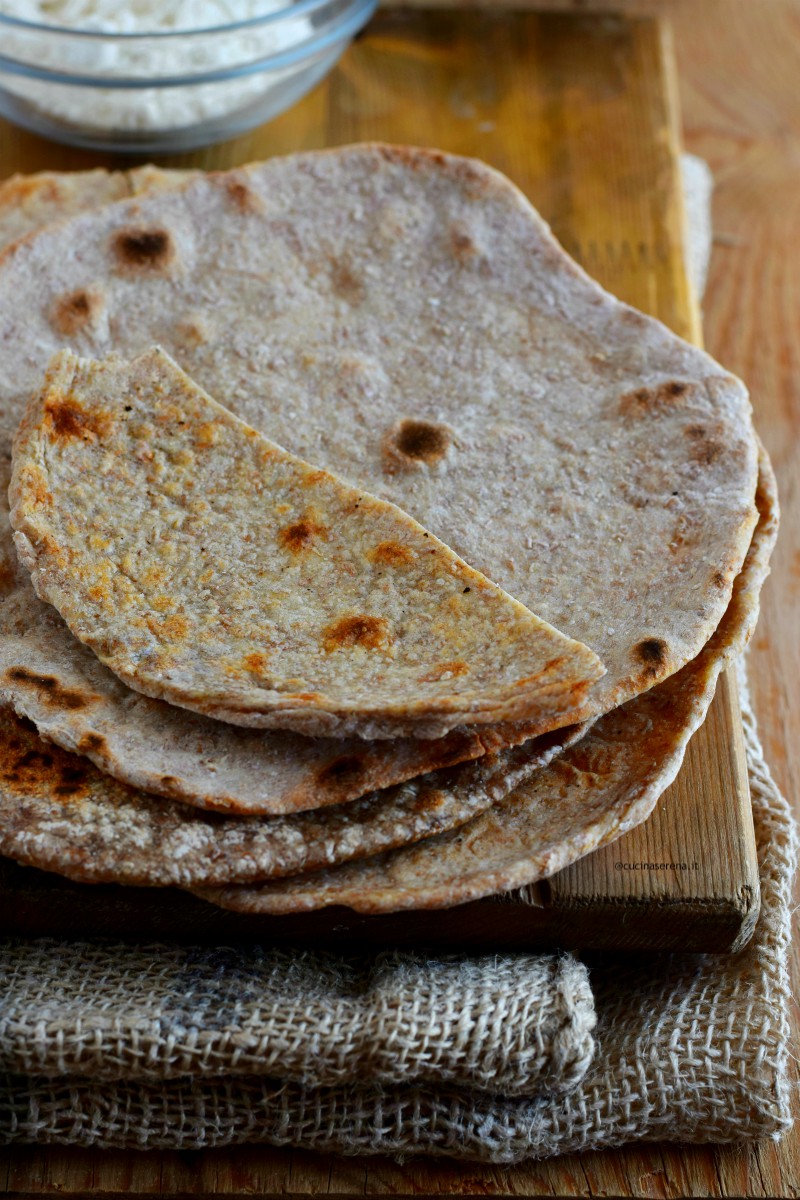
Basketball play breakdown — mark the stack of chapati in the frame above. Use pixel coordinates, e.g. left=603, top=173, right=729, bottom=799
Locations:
left=0, top=146, right=776, bottom=917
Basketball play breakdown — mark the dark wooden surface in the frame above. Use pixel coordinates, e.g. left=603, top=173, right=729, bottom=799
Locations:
left=1, top=0, right=799, bottom=1194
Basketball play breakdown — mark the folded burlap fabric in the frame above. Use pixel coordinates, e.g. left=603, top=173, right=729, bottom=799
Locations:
left=0, top=661, right=795, bottom=1159
left=0, top=948, right=595, bottom=1097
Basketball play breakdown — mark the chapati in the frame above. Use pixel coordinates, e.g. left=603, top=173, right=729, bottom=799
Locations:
left=10, top=347, right=603, bottom=739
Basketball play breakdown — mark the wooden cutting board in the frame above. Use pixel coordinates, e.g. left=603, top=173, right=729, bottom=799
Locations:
left=0, top=8, right=759, bottom=953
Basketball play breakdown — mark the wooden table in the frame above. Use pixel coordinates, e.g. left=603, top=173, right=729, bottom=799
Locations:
left=1, top=0, right=798, bottom=1194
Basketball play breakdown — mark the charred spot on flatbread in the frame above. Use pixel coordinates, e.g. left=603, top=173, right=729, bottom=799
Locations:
left=43, top=394, right=111, bottom=443
left=449, top=221, right=482, bottom=264
left=329, top=258, right=365, bottom=304
left=685, top=423, right=724, bottom=466
left=54, top=763, right=90, bottom=797
left=367, top=541, right=414, bottom=567
left=322, top=614, right=389, bottom=653
left=618, top=379, right=693, bottom=415
left=51, top=287, right=104, bottom=336
left=3, top=739, right=52, bottom=777
left=382, top=418, right=452, bottom=473
left=397, top=420, right=449, bottom=461
left=2, top=744, right=54, bottom=786
left=77, top=731, right=107, bottom=755
left=5, top=666, right=97, bottom=710
left=225, top=178, right=264, bottom=214
left=633, top=638, right=669, bottom=677
left=316, top=754, right=367, bottom=788
left=279, top=518, right=328, bottom=554
left=112, top=227, right=175, bottom=272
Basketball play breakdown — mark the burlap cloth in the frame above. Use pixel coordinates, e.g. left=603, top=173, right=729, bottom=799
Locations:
left=0, top=948, right=596, bottom=1098
left=0, top=162, right=796, bottom=1160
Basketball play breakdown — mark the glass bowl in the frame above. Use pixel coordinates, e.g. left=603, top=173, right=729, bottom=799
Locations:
left=0, top=0, right=377, bottom=153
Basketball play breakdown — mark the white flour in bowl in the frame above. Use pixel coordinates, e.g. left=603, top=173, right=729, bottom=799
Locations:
left=0, top=0, right=314, bottom=133
left=0, top=1, right=293, bottom=30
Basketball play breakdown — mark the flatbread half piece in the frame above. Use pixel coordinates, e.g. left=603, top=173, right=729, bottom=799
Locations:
left=194, top=445, right=777, bottom=914
left=10, top=347, right=603, bottom=740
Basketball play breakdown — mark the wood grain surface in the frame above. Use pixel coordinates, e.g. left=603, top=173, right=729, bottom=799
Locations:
left=1, top=0, right=799, bottom=1195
